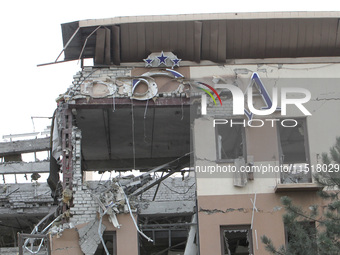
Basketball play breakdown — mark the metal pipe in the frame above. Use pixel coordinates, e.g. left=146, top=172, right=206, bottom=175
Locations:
left=55, top=27, right=80, bottom=62
left=78, top=26, right=101, bottom=62
left=118, top=182, right=153, bottom=242
left=23, top=210, right=59, bottom=254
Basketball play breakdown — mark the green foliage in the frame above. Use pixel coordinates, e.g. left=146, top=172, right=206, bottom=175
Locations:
left=262, top=137, right=340, bottom=254
left=261, top=235, right=286, bottom=255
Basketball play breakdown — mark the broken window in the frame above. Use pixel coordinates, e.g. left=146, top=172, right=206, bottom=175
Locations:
left=277, top=118, right=311, bottom=183
left=139, top=215, right=195, bottom=255
left=18, top=233, right=51, bottom=255
left=94, top=231, right=117, bottom=255
left=221, top=225, right=253, bottom=255
left=216, top=120, right=246, bottom=161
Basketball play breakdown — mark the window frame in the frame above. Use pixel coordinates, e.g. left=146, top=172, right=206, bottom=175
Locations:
left=220, top=225, right=253, bottom=255
left=277, top=117, right=312, bottom=183
left=215, top=118, right=247, bottom=163
left=94, top=231, right=117, bottom=255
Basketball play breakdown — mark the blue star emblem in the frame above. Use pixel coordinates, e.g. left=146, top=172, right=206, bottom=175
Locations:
left=143, top=58, right=154, bottom=67
left=171, top=57, right=181, bottom=67
left=157, top=51, right=168, bottom=65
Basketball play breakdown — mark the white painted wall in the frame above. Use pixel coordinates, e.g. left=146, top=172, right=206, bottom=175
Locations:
left=191, top=63, right=340, bottom=196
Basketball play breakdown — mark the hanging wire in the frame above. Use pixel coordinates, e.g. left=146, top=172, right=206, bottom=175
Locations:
left=118, top=182, right=153, bottom=242
left=112, top=86, right=116, bottom=113
left=143, top=100, right=149, bottom=144
left=131, top=99, right=136, bottom=170
left=180, top=96, right=184, bottom=120
left=144, top=99, right=149, bottom=119
left=161, top=181, right=195, bottom=195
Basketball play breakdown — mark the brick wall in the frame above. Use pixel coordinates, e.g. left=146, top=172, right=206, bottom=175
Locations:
left=139, top=175, right=196, bottom=202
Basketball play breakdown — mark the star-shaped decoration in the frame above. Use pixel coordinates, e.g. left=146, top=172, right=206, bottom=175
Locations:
left=171, top=57, right=181, bottom=67
left=157, top=51, right=168, bottom=65
left=143, top=58, right=154, bottom=67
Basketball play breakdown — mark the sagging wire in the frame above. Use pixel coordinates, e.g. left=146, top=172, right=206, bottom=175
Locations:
left=118, top=182, right=153, bottom=243
left=161, top=181, right=195, bottom=195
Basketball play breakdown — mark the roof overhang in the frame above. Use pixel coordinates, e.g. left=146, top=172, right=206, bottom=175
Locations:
left=60, top=11, right=340, bottom=66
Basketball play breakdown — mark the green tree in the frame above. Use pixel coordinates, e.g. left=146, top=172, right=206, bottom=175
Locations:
left=262, top=137, right=340, bottom=255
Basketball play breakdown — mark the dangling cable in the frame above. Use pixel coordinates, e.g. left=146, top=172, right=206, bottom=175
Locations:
left=131, top=99, right=136, bottom=170
left=181, top=96, right=184, bottom=120
left=118, top=182, right=153, bottom=242
left=112, top=94, right=116, bottom=112
left=143, top=100, right=149, bottom=144
left=144, top=99, right=149, bottom=119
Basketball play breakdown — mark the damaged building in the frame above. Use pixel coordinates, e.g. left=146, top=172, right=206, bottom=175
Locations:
left=1, top=11, right=340, bottom=255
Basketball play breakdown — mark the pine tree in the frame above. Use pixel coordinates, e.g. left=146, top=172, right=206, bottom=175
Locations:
left=262, top=137, right=340, bottom=254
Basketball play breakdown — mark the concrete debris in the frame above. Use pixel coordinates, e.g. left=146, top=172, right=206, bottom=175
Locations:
left=57, top=67, right=190, bottom=103
left=62, top=187, right=73, bottom=205
left=0, top=183, right=54, bottom=215
left=78, top=219, right=106, bottom=255
left=93, top=180, right=138, bottom=228
left=49, top=222, right=75, bottom=238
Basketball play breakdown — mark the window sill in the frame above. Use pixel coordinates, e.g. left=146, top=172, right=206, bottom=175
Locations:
left=216, top=159, right=235, bottom=164
left=274, top=183, right=323, bottom=193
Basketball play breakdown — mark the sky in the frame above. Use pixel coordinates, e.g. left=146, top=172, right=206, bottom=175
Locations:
left=0, top=0, right=340, bottom=141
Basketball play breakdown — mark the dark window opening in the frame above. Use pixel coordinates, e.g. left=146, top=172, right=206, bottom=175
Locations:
left=221, top=225, right=253, bottom=255
left=216, top=121, right=245, bottom=161
left=278, top=118, right=311, bottom=183
left=0, top=217, right=45, bottom=248
left=139, top=214, right=196, bottom=255
left=94, top=231, right=117, bottom=255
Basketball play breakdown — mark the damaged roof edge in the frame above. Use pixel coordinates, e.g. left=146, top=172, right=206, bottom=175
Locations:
left=70, top=11, right=340, bottom=27
left=60, top=11, right=340, bottom=64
